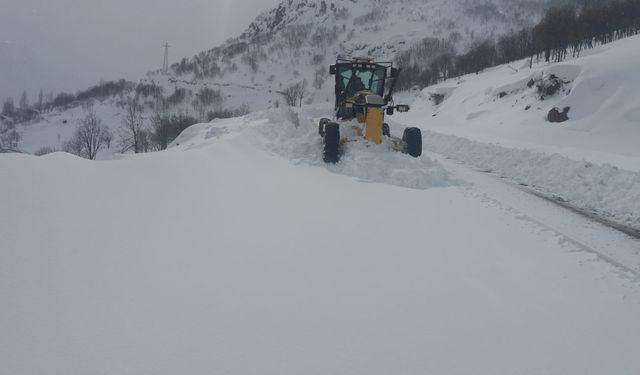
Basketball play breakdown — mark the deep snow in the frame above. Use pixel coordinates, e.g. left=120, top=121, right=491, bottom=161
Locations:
left=398, top=35, right=640, bottom=169
left=394, top=34, right=640, bottom=231
left=2, top=108, right=640, bottom=375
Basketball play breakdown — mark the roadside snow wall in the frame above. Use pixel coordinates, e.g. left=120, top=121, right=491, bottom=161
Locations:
left=424, top=130, right=640, bottom=229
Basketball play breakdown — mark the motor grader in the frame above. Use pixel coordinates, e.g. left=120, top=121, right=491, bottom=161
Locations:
left=318, top=57, right=422, bottom=163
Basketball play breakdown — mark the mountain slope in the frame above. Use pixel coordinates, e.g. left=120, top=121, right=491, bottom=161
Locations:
left=151, top=0, right=555, bottom=110
left=5, top=0, right=609, bottom=156
left=398, top=34, right=640, bottom=166
left=390, top=34, right=640, bottom=229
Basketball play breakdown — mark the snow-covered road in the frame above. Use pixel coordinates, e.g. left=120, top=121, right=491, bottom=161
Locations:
left=2, top=110, right=640, bottom=375
left=432, top=151, right=640, bottom=275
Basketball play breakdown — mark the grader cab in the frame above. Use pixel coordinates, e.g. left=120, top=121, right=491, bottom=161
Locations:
left=318, top=57, right=422, bottom=163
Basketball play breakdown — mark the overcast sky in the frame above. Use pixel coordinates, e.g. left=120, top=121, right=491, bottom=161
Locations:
left=0, top=0, right=281, bottom=87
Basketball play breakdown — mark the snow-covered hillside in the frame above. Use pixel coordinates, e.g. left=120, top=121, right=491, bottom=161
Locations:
left=399, top=34, right=640, bottom=168
left=2, top=107, right=640, bottom=375
left=6, top=0, right=571, bottom=155
left=150, top=0, right=552, bottom=109
left=391, top=34, right=640, bottom=229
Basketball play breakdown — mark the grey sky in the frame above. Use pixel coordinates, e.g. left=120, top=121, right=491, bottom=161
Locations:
left=0, top=0, right=281, bottom=88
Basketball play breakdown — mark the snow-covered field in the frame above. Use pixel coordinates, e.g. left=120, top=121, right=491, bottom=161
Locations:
left=2, top=108, right=640, bottom=375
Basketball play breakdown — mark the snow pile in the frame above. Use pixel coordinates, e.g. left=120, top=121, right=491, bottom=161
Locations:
left=424, top=130, right=640, bottom=228
left=175, top=108, right=458, bottom=190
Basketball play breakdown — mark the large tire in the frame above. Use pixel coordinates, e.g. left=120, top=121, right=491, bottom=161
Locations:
left=382, top=123, right=390, bottom=137
left=402, top=127, right=422, bottom=158
left=318, top=118, right=330, bottom=137
left=323, top=122, right=340, bottom=163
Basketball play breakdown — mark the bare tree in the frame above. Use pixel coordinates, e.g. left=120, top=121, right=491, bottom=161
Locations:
left=281, top=80, right=306, bottom=107
left=63, top=111, right=112, bottom=160
left=313, top=67, right=326, bottom=90
left=191, top=87, right=223, bottom=121
left=19, top=91, right=29, bottom=111
left=2, top=98, right=15, bottom=117
left=118, top=97, right=147, bottom=153
left=151, top=113, right=171, bottom=150
left=0, top=130, right=21, bottom=152
left=103, top=129, right=113, bottom=149
left=62, top=132, right=83, bottom=156
left=37, top=89, right=44, bottom=113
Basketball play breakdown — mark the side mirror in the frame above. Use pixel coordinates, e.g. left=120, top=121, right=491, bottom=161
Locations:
left=396, top=105, right=410, bottom=113
left=329, top=65, right=337, bottom=75
left=386, top=107, right=394, bottom=116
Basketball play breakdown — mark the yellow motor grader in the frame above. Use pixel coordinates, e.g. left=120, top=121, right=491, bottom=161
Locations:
left=318, top=57, right=422, bottom=163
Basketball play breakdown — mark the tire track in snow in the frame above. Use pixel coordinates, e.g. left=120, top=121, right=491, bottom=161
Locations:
left=504, top=179, right=640, bottom=241
left=432, top=153, right=640, bottom=277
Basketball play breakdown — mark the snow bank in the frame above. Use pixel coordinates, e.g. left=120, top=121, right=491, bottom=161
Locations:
left=170, top=108, right=457, bottom=190
left=247, top=109, right=457, bottom=189
left=424, top=130, right=640, bottom=228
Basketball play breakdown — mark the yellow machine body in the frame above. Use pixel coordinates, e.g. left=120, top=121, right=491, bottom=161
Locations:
left=345, top=95, right=384, bottom=144
left=363, top=107, right=384, bottom=144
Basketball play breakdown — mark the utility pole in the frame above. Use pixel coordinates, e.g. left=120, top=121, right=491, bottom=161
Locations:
left=162, top=42, right=170, bottom=74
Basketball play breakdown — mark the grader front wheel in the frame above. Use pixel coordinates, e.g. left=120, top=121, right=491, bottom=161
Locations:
left=323, top=122, right=340, bottom=163
left=403, top=127, right=422, bottom=157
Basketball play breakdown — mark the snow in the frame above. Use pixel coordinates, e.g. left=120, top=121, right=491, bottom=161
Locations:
left=9, top=0, right=554, bottom=157
left=172, top=109, right=455, bottom=189
left=392, top=35, right=640, bottom=231
left=2, top=107, right=640, bottom=375
left=420, top=130, right=640, bottom=229
left=16, top=101, right=122, bottom=156
left=3, top=6, right=640, bottom=374
left=398, top=35, right=640, bottom=170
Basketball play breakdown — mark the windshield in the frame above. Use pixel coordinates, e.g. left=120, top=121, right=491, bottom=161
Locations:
left=336, top=64, right=386, bottom=97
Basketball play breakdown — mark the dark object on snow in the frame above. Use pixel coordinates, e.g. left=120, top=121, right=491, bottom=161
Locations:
left=498, top=91, right=507, bottom=98
left=536, top=74, right=567, bottom=100
left=402, top=127, right=422, bottom=157
left=525, top=105, right=531, bottom=111
left=430, top=93, right=445, bottom=105
left=527, top=79, right=536, bottom=88
left=382, top=123, right=390, bottom=137
left=318, top=118, right=330, bottom=137
left=547, top=106, right=570, bottom=123
left=538, top=74, right=564, bottom=100
left=322, top=122, right=340, bottom=163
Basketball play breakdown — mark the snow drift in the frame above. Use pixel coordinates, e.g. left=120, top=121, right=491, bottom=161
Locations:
left=171, top=108, right=457, bottom=190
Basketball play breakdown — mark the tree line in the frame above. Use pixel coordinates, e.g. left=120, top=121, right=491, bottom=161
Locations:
left=397, top=0, right=640, bottom=90
left=1, top=79, right=254, bottom=157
